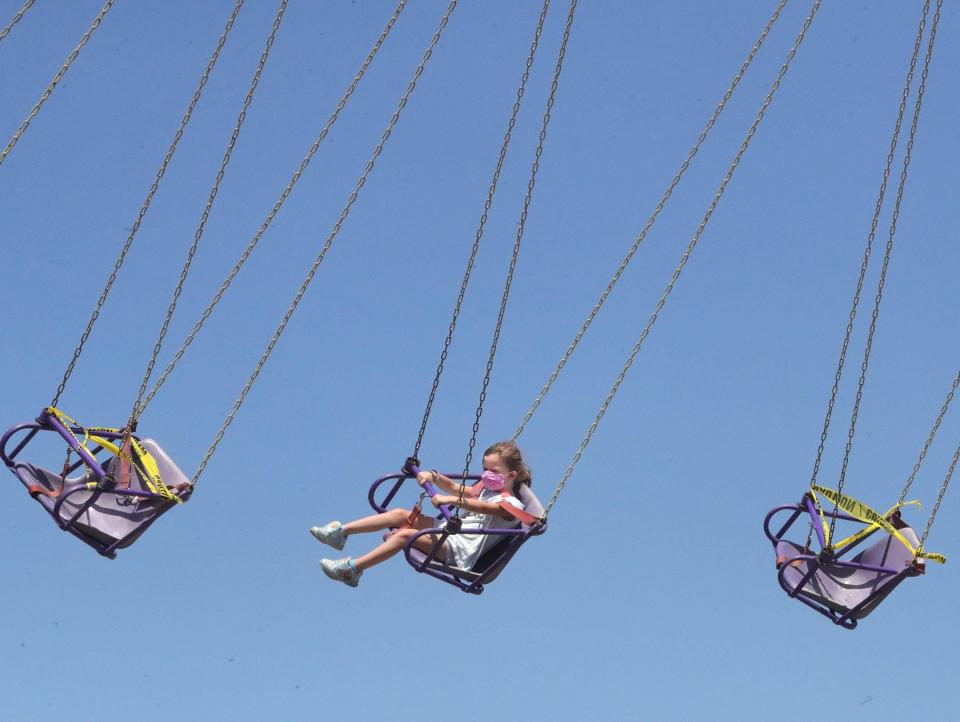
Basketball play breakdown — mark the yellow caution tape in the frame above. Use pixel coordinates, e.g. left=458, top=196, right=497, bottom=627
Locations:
left=47, top=407, right=180, bottom=504
left=830, top=499, right=920, bottom=551
left=811, top=484, right=945, bottom=564
left=87, top=433, right=179, bottom=504
left=47, top=406, right=92, bottom=456
left=130, top=436, right=177, bottom=503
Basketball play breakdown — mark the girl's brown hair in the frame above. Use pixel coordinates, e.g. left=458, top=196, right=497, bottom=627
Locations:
left=483, top=440, right=532, bottom=488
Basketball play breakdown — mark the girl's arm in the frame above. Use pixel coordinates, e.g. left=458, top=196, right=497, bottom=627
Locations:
left=417, top=471, right=479, bottom=498
left=431, top=494, right=514, bottom=521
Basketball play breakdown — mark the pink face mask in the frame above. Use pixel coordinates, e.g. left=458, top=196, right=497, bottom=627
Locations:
left=480, top=470, right=506, bottom=492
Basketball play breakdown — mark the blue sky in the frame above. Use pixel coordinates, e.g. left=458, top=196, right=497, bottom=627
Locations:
left=2, top=2, right=958, bottom=720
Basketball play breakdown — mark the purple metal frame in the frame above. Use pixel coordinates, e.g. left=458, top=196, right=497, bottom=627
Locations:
left=763, top=495, right=922, bottom=629
left=1, top=409, right=185, bottom=559
left=368, top=461, right=546, bottom=594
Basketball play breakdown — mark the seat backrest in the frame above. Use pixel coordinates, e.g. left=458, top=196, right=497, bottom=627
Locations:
left=140, top=438, right=192, bottom=494
left=516, top=484, right=544, bottom=530
left=854, top=525, right=919, bottom=570
left=27, top=439, right=189, bottom=550
left=778, top=526, right=921, bottom=621
left=471, top=485, right=544, bottom=581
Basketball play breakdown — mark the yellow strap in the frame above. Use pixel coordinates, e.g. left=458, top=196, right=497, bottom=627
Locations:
left=48, top=407, right=180, bottom=504
left=830, top=499, right=920, bottom=551
left=920, top=550, right=948, bottom=564
left=87, top=434, right=179, bottom=504
left=811, top=484, right=946, bottom=564
left=48, top=406, right=92, bottom=456
left=130, top=436, right=178, bottom=504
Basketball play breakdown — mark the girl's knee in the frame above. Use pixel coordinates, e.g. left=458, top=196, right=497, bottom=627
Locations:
left=387, top=507, right=410, bottom=525
left=387, top=528, right=419, bottom=548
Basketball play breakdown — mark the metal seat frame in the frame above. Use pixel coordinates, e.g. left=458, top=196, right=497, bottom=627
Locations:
left=1, top=409, right=189, bottom=558
left=764, top=494, right=923, bottom=629
left=368, top=465, right=545, bottom=595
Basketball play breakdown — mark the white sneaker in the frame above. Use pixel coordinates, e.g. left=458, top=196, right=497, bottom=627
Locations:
left=310, top=521, right=347, bottom=550
left=320, top=557, right=361, bottom=587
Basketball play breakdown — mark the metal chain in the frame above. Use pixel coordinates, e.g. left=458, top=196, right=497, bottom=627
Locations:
left=49, top=0, right=246, bottom=409
left=918, top=442, right=960, bottom=552
left=809, top=0, right=928, bottom=496
left=128, top=0, right=288, bottom=429
left=410, top=0, right=552, bottom=461
left=899, top=369, right=960, bottom=506
left=0, top=0, right=115, bottom=166
left=513, top=0, right=789, bottom=440
left=542, top=0, right=823, bottom=520
left=134, top=0, right=409, bottom=420
left=192, top=0, right=458, bottom=485
left=461, top=0, right=577, bottom=480
left=0, top=0, right=36, bottom=44
left=829, top=0, right=939, bottom=541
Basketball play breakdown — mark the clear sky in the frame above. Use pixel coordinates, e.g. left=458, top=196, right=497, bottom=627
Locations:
left=2, top=1, right=958, bottom=720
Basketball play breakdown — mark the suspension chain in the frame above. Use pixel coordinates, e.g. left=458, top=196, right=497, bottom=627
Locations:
left=0, top=0, right=35, bottom=44
left=809, top=0, right=928, bottom=496
left=134, top=0, right=409, bottom=421
left=410, top=0, right=552, bottom=461
left=829, top=0, right=939, bottom=542
left=0, top=0, right=116, bottom=166
left=542, top=0, right=823, bottom=520
left=899, top=369, right=960, bottom=506
left=512, top=0, right=789, bottom=440
left=49, top=0, right=246, bottom=408
left=192, top=0, right=459, bottom=485
left=918, top=442, right=960, bottom=552
left=461, top=0, right=578, bottom=480
left=128, top=0, right=288, bottom=429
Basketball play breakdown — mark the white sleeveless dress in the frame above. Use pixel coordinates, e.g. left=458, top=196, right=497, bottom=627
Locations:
left=443, top=489, right=524, bottom=570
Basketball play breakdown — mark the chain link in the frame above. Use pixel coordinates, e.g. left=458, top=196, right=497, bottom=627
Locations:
left=542, top=0, right=823, bottom=520
left=0, top=0, right=35, bottom=44
left=899, top=369, right=960, bottom=506
left=128, top=0, right=288, bottom=428
left=49, top=0, right=246, bottom=409
left=135, top=0, right=409, bottom=420
left=0, top=0, right=115, bottom=166
left=410, top=0, right=552, bottom=461
left=918, top=442, right=959, bottom=553
left=809, top=0, right=928, bottom=498
left=513, top=0, right=789, bottom=440
left=461, top=0, right=578, bottom=479
left=829, top=0, right=938, bottom=542
left=192, top=0, right=459, bottom=485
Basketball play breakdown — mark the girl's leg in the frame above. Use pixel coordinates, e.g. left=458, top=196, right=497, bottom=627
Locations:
left=353, top=515, right=446, bottom=572
left=341, top=507, right=411, bottom=536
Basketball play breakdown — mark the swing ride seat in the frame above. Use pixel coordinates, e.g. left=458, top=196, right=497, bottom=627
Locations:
left=404, top=483, right=546, bottom=595
left=764, top=501, right=924, bottom=629
left=368, top=471, right=546, bottom=594
left=1, top=414, right=191, bottom=559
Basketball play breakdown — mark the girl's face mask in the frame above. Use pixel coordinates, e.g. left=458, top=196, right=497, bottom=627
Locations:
left=480, top=469, right=506, bottom=492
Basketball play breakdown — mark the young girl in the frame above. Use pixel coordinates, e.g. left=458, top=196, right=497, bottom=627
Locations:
left=310, top=440, right=532, bottom=587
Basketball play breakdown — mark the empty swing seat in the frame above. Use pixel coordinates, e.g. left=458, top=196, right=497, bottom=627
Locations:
left=774, top=526, right=922, bottom=621
left=2, top=414, right=192, bottom=558
left=764, top=498, right=925, bottom=628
